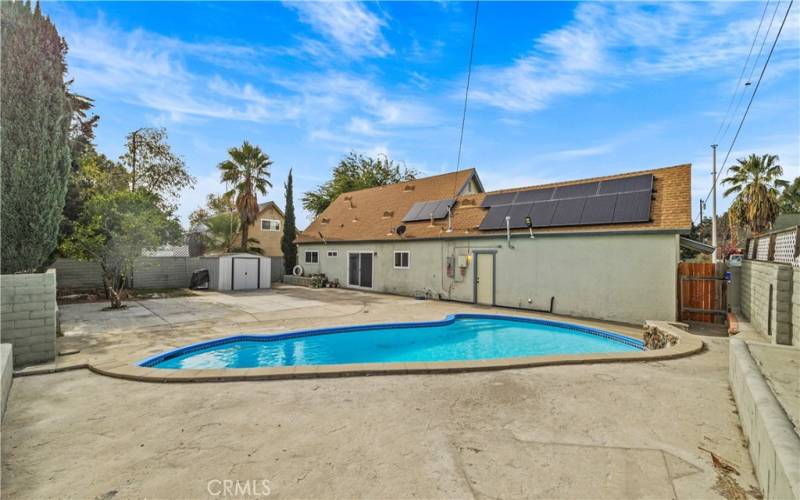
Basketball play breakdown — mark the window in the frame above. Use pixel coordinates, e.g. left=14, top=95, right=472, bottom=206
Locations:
left=261, top=219, right=281, bottom=231
left=394, top=251, right=410, bottom=269
left=305, top=251, right=319, bottom=264
left=327, top=251, right=338, bottom=257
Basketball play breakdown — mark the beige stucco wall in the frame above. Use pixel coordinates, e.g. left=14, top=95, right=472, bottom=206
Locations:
left=298, top=232, right=680, bottom=324
left=242, top=205, right=284, bottom=257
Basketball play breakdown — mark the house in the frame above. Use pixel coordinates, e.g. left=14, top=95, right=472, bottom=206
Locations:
left=295, top=165, right=691, bottom=324
left=237, top=201, right=285, bottom=257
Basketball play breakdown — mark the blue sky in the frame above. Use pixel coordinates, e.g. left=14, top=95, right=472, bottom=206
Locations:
left=42, top=1, right=800, bottom=229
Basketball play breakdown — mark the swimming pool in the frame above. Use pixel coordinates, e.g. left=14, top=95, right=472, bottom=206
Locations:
left=141, top=314, right=644, bottom=370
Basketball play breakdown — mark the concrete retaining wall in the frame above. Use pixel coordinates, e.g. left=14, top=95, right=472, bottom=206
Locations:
left=740, top=261, right=794, bottom=345
left=729, top=339, right=800, bottom=499
left=1, top=343, right=12, bottom=420
left=51, top=257, right=206, bottom=290
left=0, top=270, right=57, bottom=367
left=793, top=271, right=800, bottom=348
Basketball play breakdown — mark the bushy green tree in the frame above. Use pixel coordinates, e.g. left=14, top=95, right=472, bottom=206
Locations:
left=302, top=152, right=417, bottom=216
left=281, top=169, right=297, bottom=275
left=60, top=151, right=129, bottom=247
left=779, top=177, right=800, bottom=214
left=120, top=127, right=196, bottom=211
left=60, top=191, right=182, bottom=308
left=1, top=1, right=72, bottom=273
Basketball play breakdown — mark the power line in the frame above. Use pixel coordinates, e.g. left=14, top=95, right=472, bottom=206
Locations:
left=719, top=1, right=783, bottom=146
left=712, top=0, right=771, bottom=145
left=699, top=0, right=794, bottom=222
left=453, top=0, right=480, bottom=196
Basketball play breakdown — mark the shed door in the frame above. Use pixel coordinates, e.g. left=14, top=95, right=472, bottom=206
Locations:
left=475, top=253, right=494, bottom=305
left=233, top=258, right=259, bottom=290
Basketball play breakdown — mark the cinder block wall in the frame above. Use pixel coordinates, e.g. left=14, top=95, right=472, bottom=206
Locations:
left=0, top=270, right=57, bottom=367
left=51, top=257, right=206, bottom=290
left=793, top=271, right=800, bottom=347
left=50, top=259, right=103, bottom=288
left=740, top=261, right=794, bottom=345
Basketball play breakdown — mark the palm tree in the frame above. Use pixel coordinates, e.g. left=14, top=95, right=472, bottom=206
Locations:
left=218, top=141, right=273, bottom=248
left=203, top=212, right=241, bottom=253
left=721, top=154, right=788, bottom=233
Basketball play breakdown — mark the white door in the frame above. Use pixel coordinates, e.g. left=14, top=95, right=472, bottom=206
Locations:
left=233, top=258, right=259, bottom=290
left=475, top=253, right=494, bottom=305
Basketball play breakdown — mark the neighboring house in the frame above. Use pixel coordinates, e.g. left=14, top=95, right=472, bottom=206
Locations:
left=295, top=165, right=692, bottom=324
left=236, top=201, right=286, bottom=257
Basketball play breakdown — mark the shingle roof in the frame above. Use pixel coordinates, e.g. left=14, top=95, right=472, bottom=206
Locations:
left=296, top=164, right=691, bottom=244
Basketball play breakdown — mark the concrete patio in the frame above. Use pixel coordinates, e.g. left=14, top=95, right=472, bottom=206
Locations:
left=2, top=286, right=761, bottom=499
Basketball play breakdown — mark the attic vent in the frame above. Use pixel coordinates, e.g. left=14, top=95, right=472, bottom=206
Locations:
left=382, top=210, right=394, bottom=218
left=460, top=199, right=476, bottom=207
left=403, top=185, right=415, bottom=192
left=321, top=218, right=330, bottom=225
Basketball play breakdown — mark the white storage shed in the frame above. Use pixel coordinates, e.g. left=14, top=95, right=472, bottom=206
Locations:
left=199, top=254, right=271, bottom=291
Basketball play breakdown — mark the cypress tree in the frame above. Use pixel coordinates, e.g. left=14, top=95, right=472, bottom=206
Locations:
left=281, top=169, right=297, bottom=275
left=1, top=1, right=71, bottom=273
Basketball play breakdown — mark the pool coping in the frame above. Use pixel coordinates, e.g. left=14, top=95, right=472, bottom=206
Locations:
left=86, top=316, right=704, bottom=383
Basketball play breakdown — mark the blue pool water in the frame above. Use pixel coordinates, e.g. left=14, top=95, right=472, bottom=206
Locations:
left=143, top=314, right=644, bottom=369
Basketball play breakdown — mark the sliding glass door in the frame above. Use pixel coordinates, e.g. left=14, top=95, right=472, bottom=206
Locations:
left=348, top=252, right=373, bottom=288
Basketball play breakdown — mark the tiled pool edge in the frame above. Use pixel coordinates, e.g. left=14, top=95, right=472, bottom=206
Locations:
left=87, top=318, right=703, bottom=383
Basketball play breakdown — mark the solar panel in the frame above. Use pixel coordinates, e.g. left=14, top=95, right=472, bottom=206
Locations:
left=550, top=197, right=587, bottom=226
left=529, top=200, right=558, bottom=227
left=430, top=198, right=455, bottom=219
left=402, top=198, right=455, bottom=222
left=506, top=203, right=535, bottom=229
left=480, top=192, right=516, bottom=208
left=513, top=188, right=554, bottom=204
left=478, top=204, right=512, bottom=230
left=401, top=202, right=425, bottom=222
left=580, top=194, right=617, bottom=225
left=612, top=190, right=652, bottom=223
left=477, top=174, right=655, bottom=230
left=552, top=182, right=599, bottom=200
left=598, top=174, right=653, bottom=195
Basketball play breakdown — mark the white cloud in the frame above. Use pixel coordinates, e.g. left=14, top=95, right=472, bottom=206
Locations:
left=470, top=3, right=800, bottom=112
left=57, top=14, right=431, bottom=134
left=285, top=1, right=392, bottom=59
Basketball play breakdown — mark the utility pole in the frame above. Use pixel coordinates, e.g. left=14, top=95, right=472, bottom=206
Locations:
left=711, top=144, right=718, bottom=263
